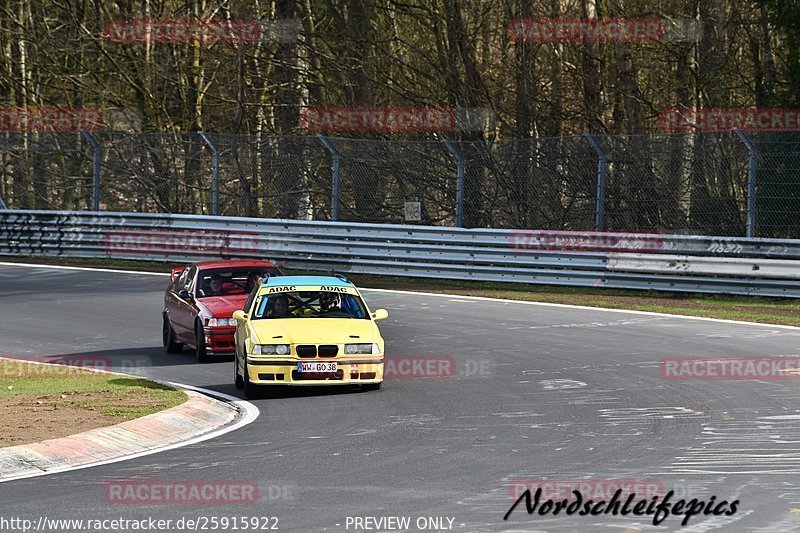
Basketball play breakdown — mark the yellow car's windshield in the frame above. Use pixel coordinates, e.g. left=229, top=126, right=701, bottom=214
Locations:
left=253, top=290, right=368, bottom=319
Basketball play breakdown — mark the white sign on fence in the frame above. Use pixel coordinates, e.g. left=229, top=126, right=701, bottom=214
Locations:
left=404, top=201, right=421, bottom=221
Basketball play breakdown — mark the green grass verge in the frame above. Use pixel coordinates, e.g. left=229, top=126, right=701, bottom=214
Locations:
left=2, top=256, right=799, bottom=327
left=0, top=360, right=187, bottom=419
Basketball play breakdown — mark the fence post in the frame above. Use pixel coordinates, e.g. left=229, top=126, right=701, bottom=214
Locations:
left=317, top=134, right=341, bottom=222
left=734, top=128, right=757, bottom=238
left=81, top=131, right=102, bottom=211
left=584, top=132, right=606, bottom=231
left=443, top=140, right=465, bottom=227
left=199, top=132, right=220, bottom=216
left=0, top=195, right=6, bottom=209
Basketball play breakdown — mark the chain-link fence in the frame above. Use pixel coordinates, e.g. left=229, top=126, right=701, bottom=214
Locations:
left=1, top=130, right=798, bottom=237
left=595, top=131, right=751, bottom=236
left=0, top=133, right=94, bottom=211
left=750, top=132, right=800, bottom=239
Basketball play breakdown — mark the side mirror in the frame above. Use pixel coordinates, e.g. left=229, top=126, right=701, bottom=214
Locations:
left=232, top=310, right=247, bottom=322
left=371, top=308, right=389, bottom=321
left=178, top=289, right=191, bottom=299
left=170, top=267, right=184, bottom=282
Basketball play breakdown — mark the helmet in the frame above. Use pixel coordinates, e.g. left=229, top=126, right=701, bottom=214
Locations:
left=320, top=292, right=340, bottom=310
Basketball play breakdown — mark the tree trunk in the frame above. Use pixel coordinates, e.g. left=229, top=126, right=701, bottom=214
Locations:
left=581, top=0, right=603, bottom=132
left=690, top=0, right=727, bottom=233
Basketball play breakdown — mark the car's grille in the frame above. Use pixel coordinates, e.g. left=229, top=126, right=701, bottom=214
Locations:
left=296, top=345, right=317, bottom=358
left=295, top=345, right=338, bottom=358
left=318, top=345, right=338, bottom=358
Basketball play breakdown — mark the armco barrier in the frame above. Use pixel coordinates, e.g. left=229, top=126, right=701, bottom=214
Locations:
left=1, top=210, right=800, bottom=297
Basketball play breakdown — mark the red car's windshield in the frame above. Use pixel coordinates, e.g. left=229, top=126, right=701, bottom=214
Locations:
left=196, top=267, right=281, bottom=298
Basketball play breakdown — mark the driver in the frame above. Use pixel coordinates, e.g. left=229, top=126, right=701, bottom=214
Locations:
left=209, top=274, right=224, bottom=295
left=245, top=272, right=260, bottom=292
left=320, top=292, right=341, bottom=313
left=271, top=295, right=291, bottom=317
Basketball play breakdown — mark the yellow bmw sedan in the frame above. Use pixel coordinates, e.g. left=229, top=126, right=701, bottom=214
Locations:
left=232, top=275, right=388, bottom=398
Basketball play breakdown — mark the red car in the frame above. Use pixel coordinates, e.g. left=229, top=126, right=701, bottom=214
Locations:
left=162, top=260, right=284, bottom=362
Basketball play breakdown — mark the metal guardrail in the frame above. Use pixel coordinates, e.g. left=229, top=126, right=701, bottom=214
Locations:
left=2, top=210, right=800, bottom=297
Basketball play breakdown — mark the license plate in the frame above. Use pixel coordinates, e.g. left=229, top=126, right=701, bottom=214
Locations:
left=297, top=362, right=338, bottom=373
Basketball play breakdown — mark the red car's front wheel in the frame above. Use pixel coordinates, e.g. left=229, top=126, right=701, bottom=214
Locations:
left=163, top=316, right=183, bottom=354
left=195, top=323, right=213, bottom=363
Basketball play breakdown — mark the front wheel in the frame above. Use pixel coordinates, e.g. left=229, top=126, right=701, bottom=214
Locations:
left=163, top=316, right=183, bottom=354
left=243, top=362, right=262, bottom=399
left=234, top=351, right=244, bottom=389
left=195, top=324, right=213, bottom=363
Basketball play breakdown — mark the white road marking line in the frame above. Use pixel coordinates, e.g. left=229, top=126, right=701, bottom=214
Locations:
left=360, top=287, right=800, bottom=330
left=0, top=261, right=167, bottom=276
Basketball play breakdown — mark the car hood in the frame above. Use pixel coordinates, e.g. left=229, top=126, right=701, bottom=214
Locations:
left=199, top=295, right=249, bottom=317
left=250, top=318, right=378, bottom=345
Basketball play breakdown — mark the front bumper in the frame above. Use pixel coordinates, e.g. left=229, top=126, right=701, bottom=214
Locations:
left=204, top=327, right=236, bottom=355
left=246, top=357, right=384, bottom=386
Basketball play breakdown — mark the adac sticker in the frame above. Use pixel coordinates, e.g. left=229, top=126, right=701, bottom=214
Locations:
left=267, top=286, right=296, bottom=293
left=319, top=286, right=350, bottom=293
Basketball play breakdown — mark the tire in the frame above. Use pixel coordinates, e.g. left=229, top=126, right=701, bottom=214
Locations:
left=163, top=316, right=183, bottom=354
left=234, top=349, right=244, bottom=389
left=243, top=362, right=262, bottom=399
left=362, top=382, right=382, bottom=391
left=195, top=323, right=213, bottom=363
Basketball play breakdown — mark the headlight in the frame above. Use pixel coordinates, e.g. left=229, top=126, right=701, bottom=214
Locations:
left=344, top=343, right=379, bottom=354
left=207, top=318, right=237, bottom=327
left=252, top=344, right=290, bottom=355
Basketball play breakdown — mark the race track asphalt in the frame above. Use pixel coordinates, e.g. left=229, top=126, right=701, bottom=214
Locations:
left=1, top=263, right=800, bottom=532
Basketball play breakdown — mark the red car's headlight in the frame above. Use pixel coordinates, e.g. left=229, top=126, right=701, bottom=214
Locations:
left=207, top=318, right=237, bottom=327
